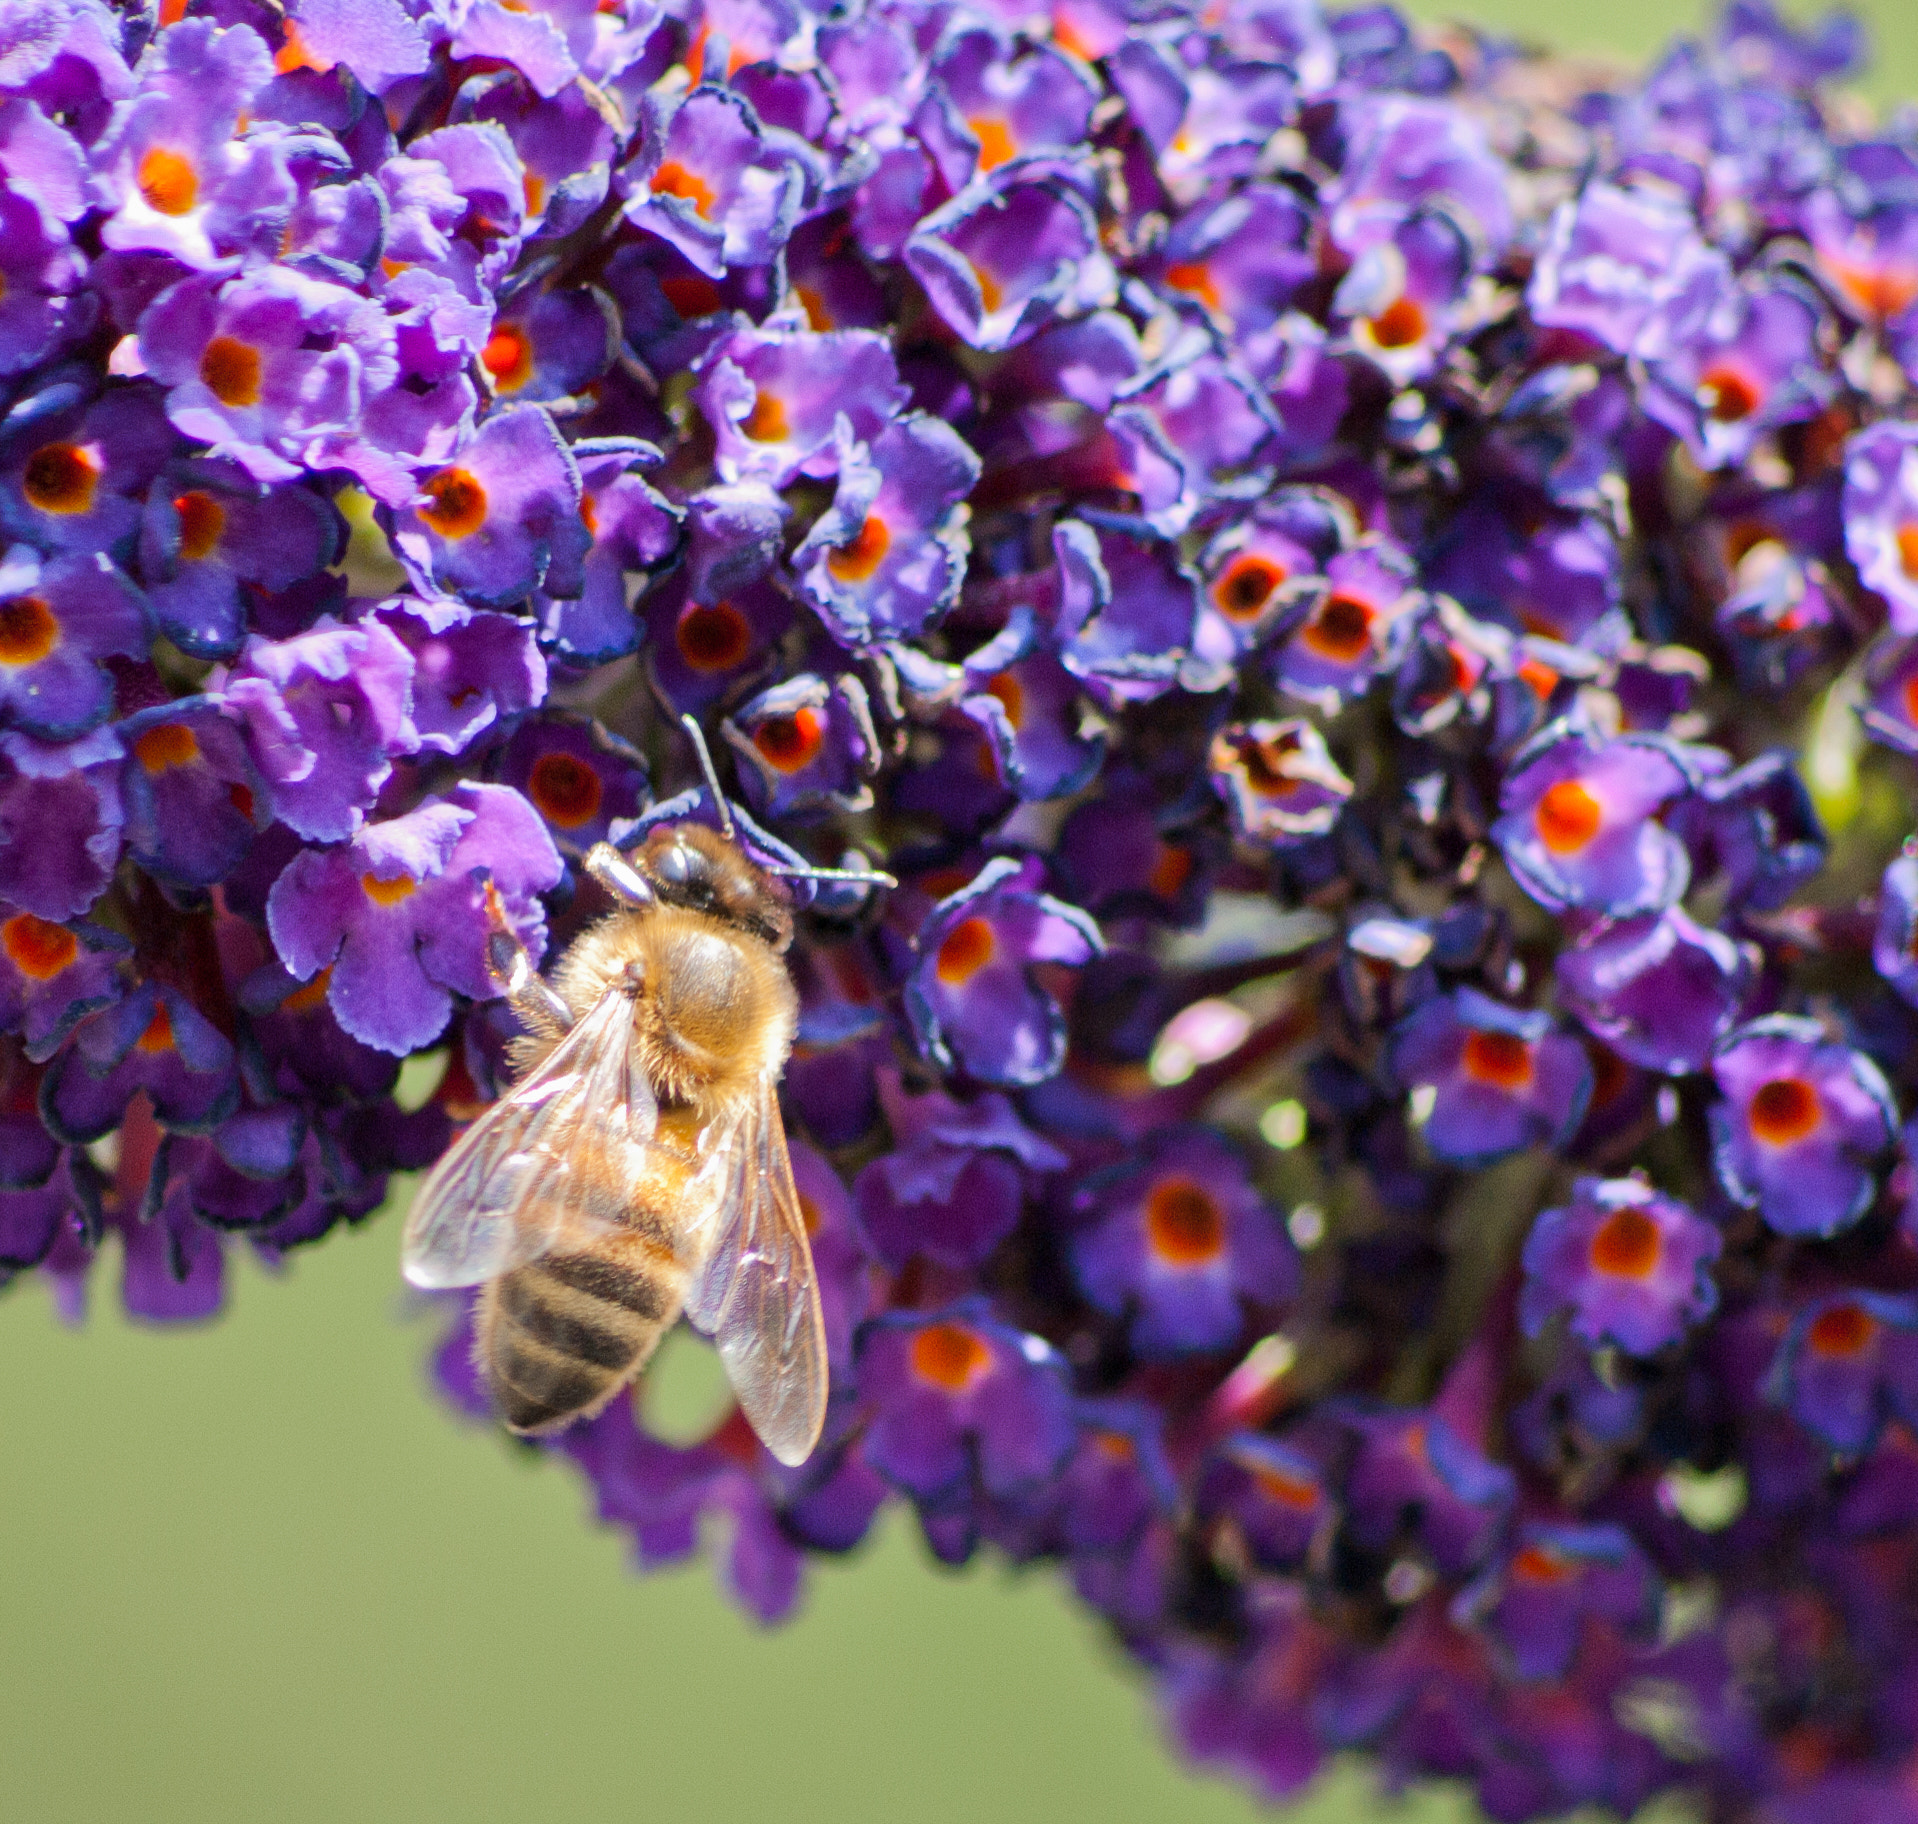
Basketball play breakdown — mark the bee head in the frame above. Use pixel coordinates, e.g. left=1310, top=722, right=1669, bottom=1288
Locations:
left=638, top=822, right=793, bottom=951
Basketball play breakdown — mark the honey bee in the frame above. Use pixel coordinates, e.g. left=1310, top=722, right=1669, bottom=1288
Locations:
left=401, top=718, right=890, bottom=1467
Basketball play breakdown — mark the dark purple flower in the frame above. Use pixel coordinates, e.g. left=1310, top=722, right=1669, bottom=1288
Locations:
left=1392, top=988, right=1593, bottom=1167
left=42, top=981, right=238, bottom=1143
left=1071, top=1127, right=1295, bottom=1358
left=642, top=574, right=792, bottom=718
left=1555, top=908, right=1756, bottom=1075
left=0, top=905, right=124, bottom=1063
left=852, top=1067, right=1066, bottom=1270
left=722, top=673, right=878, bottom=820
left=904, top=856, right=1101, bottom=1088
left=219, top=617, right=417, bottom=842
left=0, top=387, right=176, bottom=562
left=856, top=1297, right=1076, bottom=1503
left=1520, top=1177, right=1721, bottom=1355
left=387, top=406, right=589, bottom=611
left=487, top=712, right=648, bottom=860
left=1461, top=1524, right=1654, bottom=1681
left=1268, top=542, right=1417, bottom=711
left=1492, top=722, right=1693, bottom=917
left=1328, top=94, right=1513, bottom=260
left=0, top=543, right=146, bottom=739
left=265, top=782, right=562, bottom=1055
left=1343, top=1406, right=1516, bottom=1577
left=0, top=725, right=124, bottom=920
left=959, top=623, right=1104, bottom=803
left=368, top=598, right=546, bottom=758
left=1768, top=1293, right=1918, bottom=1455
left=533, top=440, right=680, bottom=667
left=1208, top=719, right=1352, bottom=847
left=1196, top=1433, right=1330, bottom=1570
left=118, top=697, right=267, bottom=890
left=1709, top=1016, right=1898, bottom=1238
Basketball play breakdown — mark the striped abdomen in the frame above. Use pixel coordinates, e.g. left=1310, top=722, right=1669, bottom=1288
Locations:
left=477, top=1236, right=689, bottom=1433
left=475, top=1103, right=711, bottom=1435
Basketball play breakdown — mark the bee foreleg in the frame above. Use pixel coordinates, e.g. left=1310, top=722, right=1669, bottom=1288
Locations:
left=584, top=842, right=655, bottom=910
left=486, top=929, right=576, bottom=1038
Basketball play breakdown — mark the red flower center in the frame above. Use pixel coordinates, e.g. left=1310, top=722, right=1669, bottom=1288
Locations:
left=136, top=1003, right=175, bottom=1053
left=1368, top=296, right=1428, bottom=349
left=1898, top=523, right=1918, bottom=582
left=22, top=443, right=99, bottom=516
left=934, top=915, right=996, bottom=986
left=740, top=389, right=789, bottom=443
left=909, top=1321, right=991, bottom=1392
left=1163, top=261, right=1222, bottom=312
left=1750, top=1076, right=1820, bottom=1145
left=752, top=707, right=825, bottom=774
left=982, top=671, right=1023, bottom=728
left=1, top=912, right=76, bottom=980
left=133, top=723, right=200, bottom=773
left=418, top=468, right=488, bottom=539
left=1700, top=364, right=1761, bottom=422
left=1807, top=1301, right=1877, bottom=1358
left=967, top=115, right=1017, bottom=171
left=173, top=491, right=225, bottom=562
left=481, top=325, right=534, bottom=392
left=1302, top=593, right=1374, bottom=662
left=1511, top=1543, right=1575, bottom=1585
left=650, top=160, right=717, bottom=219
left=0, top=596, right=57, bottom=667
left=1144, top=1175, right=1226, bottom=1266
left=361, top=872, right=418, bottom=907
left=1461, top=1028, right=1534, bottom=1090
left=1588, top=1205, right=1661, bottom=1279
left=826, top=513, right=891, bottom=583
left=1214, top=555, right=1284, bottom=622
left=199, top=336, right=262, bottom=408
left=1250, top=1464, right=1319, bottom=1510
left=1534, top=778, right=1602, bottom=854
left=528, top=751, right=603, bottom=830
left=675, top=600, right=752, bottom=672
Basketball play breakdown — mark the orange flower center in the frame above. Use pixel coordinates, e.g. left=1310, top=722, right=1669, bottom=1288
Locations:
left=282, top=968, right=332, bottom=1015
left=133, top=723, right=200, bottom=773
left=1163, top=261, right=1222, bottom=313
left=1250, top=1464, right=1320, bottom=1510
left=971, top=261, right=1004, bottom=314
left=1534, top=778, right=1602, bottom=854
left=968, top=115, right=1018, bottom=171
left=0, top=596, right=57, bottom=667
left=1807, top=1300, right=1877, bottom=1358
left=418, top=467, right=488, bottom=539
left=982, top=671, right=1023, bottom=727
left=1588, top=1204, right=1661, bottom=1279
left=1368, top=295, right=1428, bottom=349
left=22, top=442, right=99, bottom=515
left=173, top=490, right=225, bottom=562
left=752, top=707, right=825, bottom=773
left=523, top=171, right=547, bottom=216
left=740, top=390, right=789, bottom=443
left=199, top=336, right=262, bottom=408
left=1461, top=1028, right=1534, bottom=1090
left=1214, top=555, right=1284, bottom=622
left=909, top=1321, right=992, bottom=1392
left=1301, top=592, right=1374, bottom=662
left=1, top=912, right=76, bottom=980
left=137, top=146, right=199, bottom=216
left=794, top=283, right=832, bottom=332
left=361, top=872, right=418, bottom=907
left=481, top=325, right=534, bottom=392
left=1897, top=523, right=1918, bottom=582
left=796, top=1192, right=821, bottom=1236
left=659, top=273, right=722, bottom=319
left=527, top=751, right=603, bottom=829
left=826, top=514, right=891, bottom=583
left=650, top=160, right=717, bottom=219
left=1700, top=364, right=1760, bottom=423
left=1510, top=1543, right=1575, bottom=1585
left=136, top=1003, right=176, bottom=1053
left=274, top=20, right=330, bottom=72
left=1147, top=843, right=1192, bottom=899
left=934, top=915, right=996, bottom=986
left=674, top=600, right=752, bottom=672
left=1144, top=1175, right=1226, bottom=1266
left=1749, top=1076, right=1820, bottom=1145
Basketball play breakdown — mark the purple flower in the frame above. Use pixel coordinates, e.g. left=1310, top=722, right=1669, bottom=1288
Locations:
left=477, top=287, right=616, bottom=406
left=118, top=697, right=266, bottom=890
left=0, top=905, right=124, bottom=1063
left=219, top=617, right=416, bottom=842
left=722, top=673, right=878, bottom=819
left=1343, top=1407, right=1516, bottom=1577
left=1462, top=1524, right=1654, bottom=1681
left=1555, top=908, right=1756, bottom=1075
left=1492, top=723, right=1693, bottom=917
left=0, top=543, right=146, bottom=739
left=1154, top=185, right=1315, bottom=336
left=1328, top=94, right=1513, bottom=260
left=1843, top=421, right=1918, bottom=634
left=1709, top=1016, right=1898, bottom=1238
left=1268, top=542, right=1417, bottom=711
left=42, top=980, right=238, bottom=1143
left=0, top=387, right=176, bottom=562
left=533, top=440, right=680, bottom=667
left=906, top=177, right=1109, bottom=353
left=959, top=623, right=1105, bottom=802
left=852, top=1068, right=1065, bottom=1270
left=1070, top=1127, right=1296, bottom=1358
left=0, top=725, right=124, bottom=919
left=1208, top=719, right=1353, bottom=847
left=1392, top=989, right=1592, bottom=1167
left=1768, top=1293, right=1918, bottom=1455
left=904, top=856, right=1101, bottom=1088
left=368, top=598, right=546, bottom=758
left=792, top=414, right=980, bottom=647
left=856, top=1298, right=1076, bottom=1503
left=1196, top=1433, right=1330, bottom=1570
left=487, top=712, right=648, bottom=860
left=1520, top=1177, right=1721, bottom=1355
left=387, top=406, right=589, bottom=611
left=265, top=782, right=562, bottom=1055
left=642, top=574, right=791, bottom=717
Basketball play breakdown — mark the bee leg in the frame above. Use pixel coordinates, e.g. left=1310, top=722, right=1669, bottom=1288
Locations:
left=483, top=921, right=575, bottom=1038
left=583, top=841, right=655, bottom=910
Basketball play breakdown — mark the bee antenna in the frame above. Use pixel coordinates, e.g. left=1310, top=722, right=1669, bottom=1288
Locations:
left=761, top=862, right=899, bottom=890
left=678, top=713, right=736, bottom=842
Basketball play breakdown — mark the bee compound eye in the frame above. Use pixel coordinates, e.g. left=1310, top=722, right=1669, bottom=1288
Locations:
left=655, top=844, right=692, bottom=885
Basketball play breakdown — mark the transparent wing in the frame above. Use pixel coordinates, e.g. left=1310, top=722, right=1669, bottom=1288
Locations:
left=685, top=1086, right=828, bottom=1467
left=401, top=990, right=657, bottom=1289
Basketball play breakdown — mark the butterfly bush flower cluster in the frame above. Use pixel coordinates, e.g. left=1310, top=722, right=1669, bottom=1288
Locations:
left=7, top=0, right=1918, bottom=1814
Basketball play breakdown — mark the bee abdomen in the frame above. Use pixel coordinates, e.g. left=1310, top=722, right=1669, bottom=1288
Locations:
left=479, top=1248, right=685, bottom=1435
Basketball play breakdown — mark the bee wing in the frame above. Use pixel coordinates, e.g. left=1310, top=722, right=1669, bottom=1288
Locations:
left=684, top=1085, right=828, bottom=1467
left=401, top=990, right=657, bottom=1289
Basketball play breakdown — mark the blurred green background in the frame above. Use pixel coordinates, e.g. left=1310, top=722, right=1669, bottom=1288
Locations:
left=5, top=6, right=1916, bottom=1821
